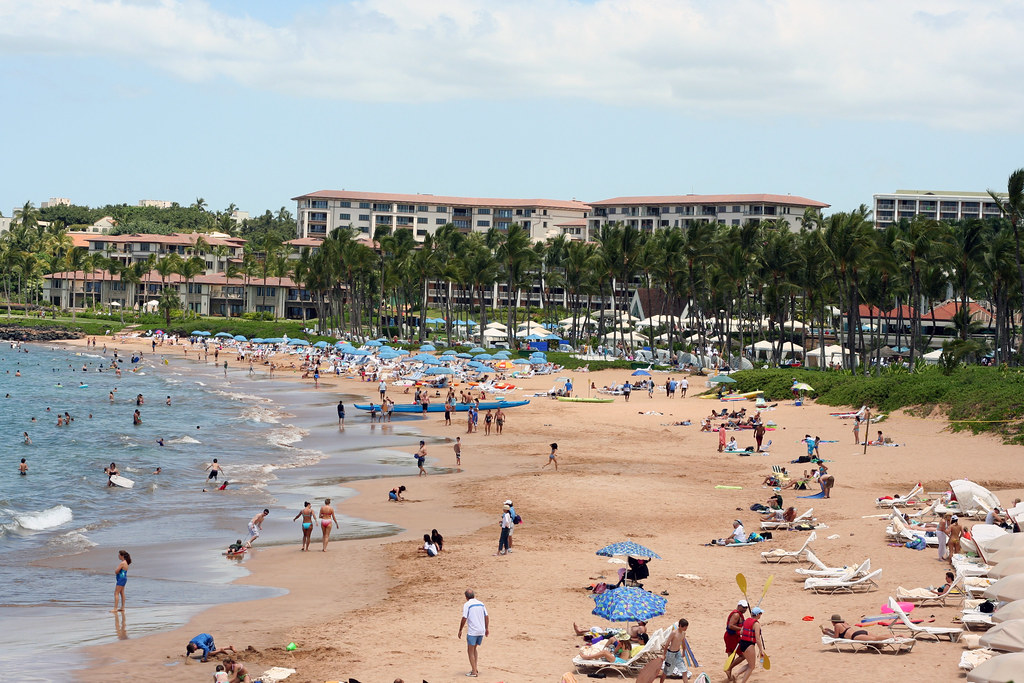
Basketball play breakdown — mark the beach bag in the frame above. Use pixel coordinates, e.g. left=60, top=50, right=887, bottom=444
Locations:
left=905, top=536, right=927, bottom=550
left=513, top=514, right=522, bottom=525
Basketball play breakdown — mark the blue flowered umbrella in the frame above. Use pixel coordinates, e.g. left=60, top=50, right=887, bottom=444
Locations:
left=631, top=369, right=651, bottom=376
left=595, top=541, right=662, bottom=560
left=591, top=587, right=666, bottom=623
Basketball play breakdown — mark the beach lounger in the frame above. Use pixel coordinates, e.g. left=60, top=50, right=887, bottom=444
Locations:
left=895, top=573, right=964, bottom=607
left=952, top=553, right=992, bottom=578
left=887, top=514, right=939, bottom=546
left=876, top=484, right=924, bottom=508
left=797, top=558, right=870, bottom=579
left=760, top=531, right=816, bottom=564
left=770, top=465, right=790, bottom=481
left=820, top=635, right=915, bottom=654
left=886, top=597, right=963, bottom=642
left=761, top=507, right=815, bottom=530
left=572, top=628, right=668, bottom=676
left=960, top=610, right=995, bottom=631
left=959, top=648, right=998, bottom=671
left=805, top=568, right=883, bottom=594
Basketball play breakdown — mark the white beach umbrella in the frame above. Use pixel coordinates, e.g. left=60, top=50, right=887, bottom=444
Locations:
left=982, top=530, right=1023, bottom=555
left=951, top=480, right=1001, bottom=511
left=993, top=600, right=1024, bottom=624
left=984, top=574, right=1024, bottom=602
left=967, top=652, right=1024, bottom=683
left=979, top=619, right=1024, bottom=652
left=989, top=561, right=1024, bottom=581
left=485, top=322, right=507, bottom=330
left=989, top=547, right=1024, bottom=567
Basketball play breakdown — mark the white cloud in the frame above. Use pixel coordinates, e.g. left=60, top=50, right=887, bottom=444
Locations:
left=1, top=0, right=1022, bottom=129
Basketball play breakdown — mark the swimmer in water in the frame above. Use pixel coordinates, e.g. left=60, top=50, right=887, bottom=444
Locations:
left=109, top=391, right=115, bottom=402
left=153, top=467, right=162, bottom=474
left=104, top=462, right=119, bottom=486
left=156, top=438, right=164, bottom=447
left=166, top=396, right=171, bottom=406
left=19, top=458, right=27, bottom=475
left=133, top=409, right=141, bottom=425
left=23, top=432, right=31, bottom=445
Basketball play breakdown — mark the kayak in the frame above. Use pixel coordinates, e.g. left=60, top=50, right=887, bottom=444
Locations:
left=557, top=397, right=614, bottom=403
left=353, top=400, right=530, bottom=413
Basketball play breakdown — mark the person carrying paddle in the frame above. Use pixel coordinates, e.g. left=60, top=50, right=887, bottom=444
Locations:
left=724, top=599, right=747, bottom=655
left=727, top=607, right=766, bottom=683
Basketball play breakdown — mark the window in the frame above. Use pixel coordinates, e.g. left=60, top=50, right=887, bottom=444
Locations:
left=376, top=215, right=393, bottom=225
left=478, top=208, right=491, bottom=215
left=397, top=204, right=415, bottom=213
left=608, top=208, right=617, bottom=214
left=417, top=217, right=427, bottom=224
left=477, top=220, right=490, bottom=227
left=339, top=213, right=350, bottom=220
left=256, top=305, right=275, bottom=314
left=436, top=218, right=446, bottom=224
left=359, top=214, right=370, bottom=221
left=373, top=203, right=392, bottom=212
left=225, top=286, right=243, bottom=297
left=255, top=287, right=277, bottom=297
left=339, top=201, right=351, bottom=208
left=309, top=212, right=327, bottom=221
left=110, top=281, right=126, bottom=291
left=732, top=219, right=740, bottom=226
left=138, top=243, right=150, bottom=252
left=436, top=206, right=448, bottom=213
left=418, top=205, right=429, bottom=212
left=359, top=202, right=371, bottom=209
left=497, top=221, right=511, bottom=230
left=496, top=209, right=512, bottom=218
left=311, top=200, right=328, bottom=209
left=732, top=206, right=741, bottom=212
left=396, top=216, right=413, bottom=226
left=453, top=219, right=469, bottom=229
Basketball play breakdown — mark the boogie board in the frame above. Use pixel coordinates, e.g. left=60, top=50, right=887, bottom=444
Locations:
left=556, top=397, right=614, bottom=403
left=109, top=474, right=135, bottom=489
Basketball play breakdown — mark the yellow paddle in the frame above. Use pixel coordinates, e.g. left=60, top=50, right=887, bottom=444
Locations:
left=757, top=574, right=774, bottom=606
left=763, top=653, right=771, bottom=669
left=757, top=576, right=773, bottom=671
left=725, top=574, right=750, bottom=671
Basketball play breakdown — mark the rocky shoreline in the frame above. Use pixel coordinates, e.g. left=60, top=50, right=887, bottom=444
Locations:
left=0, top=325, right=85, bottom=341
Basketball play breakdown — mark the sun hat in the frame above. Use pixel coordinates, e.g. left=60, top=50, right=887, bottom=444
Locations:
left=737, top=599, right=748, bottom=608
left=502, top=504, right=510, bottom=511
left=751, top=607, right=763, bottom=616
left=504, top=500, right=513, bottom=505
left=831, top=614, right=843, bottom=623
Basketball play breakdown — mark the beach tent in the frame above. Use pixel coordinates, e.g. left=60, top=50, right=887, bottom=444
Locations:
left=601, top=331, right=647, bottom=345
left=745, top=340, right=776, bottom=360
left=636, top=315, right=680, bottom=329
left=979, top=619, right=1024, bottom=652
left=483, top=328, right=507, bottom=339
left=967, top=652, right=1024, bottom=683
left=805, top=344, right=851, bottom=368
left=485, top=322, right=507, bottom=330
left=922, top=348, right=944, bottom=364
left=727, top=356, right=754, bottom=371
left=951, top=479, right=1000, bottom=511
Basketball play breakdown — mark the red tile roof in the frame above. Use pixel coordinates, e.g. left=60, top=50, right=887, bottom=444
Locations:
left=85, top=232, right=245, bottom=247
left=857, top=305, right=919, bottom=319
left=292, top=190, right=591, bottom=211
left=46, top=271, right=298, bottom=288
left=926, top=300, right=994, bottom=323
left=555, top=219, right=587, bottom=227
left=589, top=194, right=829, bottom=208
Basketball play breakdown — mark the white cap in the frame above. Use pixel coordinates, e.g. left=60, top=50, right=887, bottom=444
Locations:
left=504, top=500, right=513, bottom=506
left=738, top=599, right=749, bottom=608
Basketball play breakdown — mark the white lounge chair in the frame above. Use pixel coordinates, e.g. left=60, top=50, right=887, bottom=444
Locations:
left=959, top=648, right=998, bottom=671
left=886, top=513, right=939, bottom=546
left=895, top=573, right=965, bottom=607
left=886, top=597, right=963, bottom=642
left=572, top=627, right=667, bottom=676
left=821, top=635, right=915, bottom=654
left=876, top=484, right=924, bottom=508
left=760, top=531, right=815, bottom=564
left=761, top=507, right=815, bottom=530
left=960, top=609, right=995, bottom=631
left=952, top=553, right=991, bottom=578
left=797, top=558, right=870, bottom=579
left=805, top=568, right=883, bottom=594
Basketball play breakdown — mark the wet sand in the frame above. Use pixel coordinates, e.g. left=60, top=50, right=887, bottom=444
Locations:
left=68, top=336, right=1024, bottom=681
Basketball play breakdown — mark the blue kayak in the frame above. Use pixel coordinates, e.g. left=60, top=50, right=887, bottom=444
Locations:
left=353, top=400, right=530, bottom=413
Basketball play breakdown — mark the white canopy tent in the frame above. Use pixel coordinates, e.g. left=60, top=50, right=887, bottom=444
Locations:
left=805, top=344, right=853, bottom=368
left=482, top=328, right=507, bottom=339
left=636, top=314, right=680, bottom=329
left=602, top=331, right=647, bottom=345
left=922, top=348, right=943, bottom=364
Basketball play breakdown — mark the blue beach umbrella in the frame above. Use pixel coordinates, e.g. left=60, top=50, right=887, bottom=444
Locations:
left=233, top=335, right=247, bottom=342
left=348, top=349, right=371, bottom=356
left=475, top=354, right=493, bottom=361
left=313, top=341, right=329, bottom=348
left=469, top=347, right=486, bottom=353
left=289, top=339, right=310, bottom=346
left=251, top=338, right=265, bottom=344
left=512, top=358, right=532, bottom=365
left=529, top=358, right=547, bottom=365
left=412, top=353, right=435, bottom=361
left=264, top=337, right=285, bottom=344
left=425, top=366, right=455, bottom=375
left=421, top=357, right=441, bottom=365
left=365, top=340, right=383, bottom=347
left=214, top=332, right=233, bottom=338
left=596, top=541, right=662, bottom=559
left=543, top=334, right=561, bottom=340
left=524, top=333, right=544, bottom=340
left=631, top=369, right=651, bottom=376
left=456, top=353, right=472, bottom=359
left=591, top=587, right=666, bottom=623
left=708, top=375, right=736, bottom=383
left=419, top=344, right=436, bottom=352
left=192, top=330, right=211, bottom=336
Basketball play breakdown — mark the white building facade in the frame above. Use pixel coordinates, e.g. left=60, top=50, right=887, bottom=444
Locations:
left=588, top=194, right=829, bottom=235
left=293, top=190, right=591, bottom=243
left=873, top=190, right=1007, bottom=228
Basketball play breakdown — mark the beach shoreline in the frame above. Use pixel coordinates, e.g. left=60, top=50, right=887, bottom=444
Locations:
left=56, top=334, right=1024, bottom=682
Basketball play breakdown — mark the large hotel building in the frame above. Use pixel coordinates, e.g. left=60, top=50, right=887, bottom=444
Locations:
left=872, top=190, right=1007, bottom=228
left=293, top=189, right=829, bottom=243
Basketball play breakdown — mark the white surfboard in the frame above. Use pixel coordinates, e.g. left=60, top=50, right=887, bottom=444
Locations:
left=109, top=474, right=135, bottom=489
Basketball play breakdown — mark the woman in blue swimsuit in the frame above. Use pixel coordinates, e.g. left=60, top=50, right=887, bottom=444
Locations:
left=292, top=502, right=316, bottom=552
left=113, top=550, right=131, bottom=612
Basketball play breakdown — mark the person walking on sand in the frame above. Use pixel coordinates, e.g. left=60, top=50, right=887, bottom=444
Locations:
left=112, top=550, right=131, bottom=612
left=543, top=442, right=559, bottom=470
left=659, top=617, right=689, bottom=681
left=726, top=607, right=766, bottom=683
left=680, top=376, right=688, bottom=398
left=718, top=425, right=727, bottom=453
left=495, top=408, right=505, bottom=434
left=724, top=599, right=748, bottom=656
left=245, top=509, right=269, bottom=548
left=293, top=501, right=316, bottom=551
left=853, top=415, right=861, bottom=445
left=947, top=515, right=963, bottom=561
left=415, top=440, right=428, bottom=476
left=378, top=379, right=387, bottom=401
left=458, top=589, right=489, bottom=677
left=496, top=504, right=513, bottom=555
left=936, top=512, right=950, bottom=561
left=453, top=437, right=462, bottom=466
left=319, top=499, right=339, bottom=551
left=337, top=400, right=345, bottom=427
left=753, top=422, right=765, bottom=452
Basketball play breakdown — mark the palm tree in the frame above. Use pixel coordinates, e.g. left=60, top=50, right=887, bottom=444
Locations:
left=490, top=223, right=533, bottom=346
left=158, top=285, right=181, bottom=326
left=176, top=256, right=206, bottom=319
left=989, top=169, right=1024, bottom=357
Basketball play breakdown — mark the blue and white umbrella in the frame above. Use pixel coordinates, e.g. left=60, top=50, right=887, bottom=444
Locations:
left=214, top=332, right=233, bottom=338
left=425, top=366, right=455, bottom=375
left=631, top=369, right=651, bottom=376
left=289, top=339, right=310, bottom=346
left=365, top=340, right=383, bottom=347
left=233, top=335, right=247, bottom=342
left=591, top=587, right=666, bottom=623
left=596, top=541, right=662, bottom=560
left=313, top=341, right=329, bottom=348
left=420, top=344, right=436, bottom=352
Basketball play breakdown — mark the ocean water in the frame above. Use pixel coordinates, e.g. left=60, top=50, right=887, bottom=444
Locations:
left=0, top=341, right=434, bottom=679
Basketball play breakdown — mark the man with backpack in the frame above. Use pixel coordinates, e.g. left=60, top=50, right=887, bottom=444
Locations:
left=505, top=499, right=521, bottom=551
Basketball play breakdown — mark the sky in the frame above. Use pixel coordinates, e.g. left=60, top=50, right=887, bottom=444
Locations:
left=2, top=0, right=1023, bottom=218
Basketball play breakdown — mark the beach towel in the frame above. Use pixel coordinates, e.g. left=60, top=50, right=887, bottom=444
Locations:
left=798, top=491, right=827, bottom=499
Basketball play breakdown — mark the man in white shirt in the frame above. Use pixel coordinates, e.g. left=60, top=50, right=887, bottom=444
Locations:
left=680, top=377, right=688, bottom=398
left=378, top=380, right=387, bottom=400
left=457, top=589, right=489, bottom=677
left=496, top=505, right=512, bottom=555
left=730, top=519, right=746, bottom=544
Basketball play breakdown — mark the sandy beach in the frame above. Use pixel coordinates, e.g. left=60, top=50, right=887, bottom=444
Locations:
left=64, top=335, right=1024, bottom=682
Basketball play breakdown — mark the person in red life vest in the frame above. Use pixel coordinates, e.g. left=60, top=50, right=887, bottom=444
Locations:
left=726, top=606, right=767, bottom=683
left=724, top=599, right=748, bottom=656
